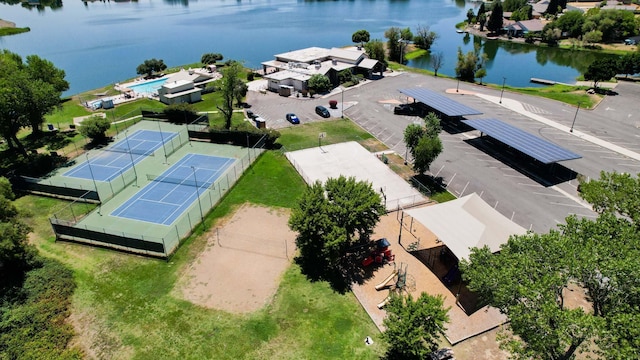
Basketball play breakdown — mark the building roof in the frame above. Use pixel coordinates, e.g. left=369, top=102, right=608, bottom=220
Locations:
left=405, top=193, right=527, bottom=261
left=264, top=70, right=311, bottom=82
left=274, top=47, right=331, bottom=63
left=399, top=88, right=483, bottom=117
left=517, top=19, right=545, bottom=32
left=358, top=58, right=379, bottom=70
left=328, top=47, right=364, bottom=62
left=163, top=79, right=193, bottom=90
left=462, top=118, right=581, bottom=164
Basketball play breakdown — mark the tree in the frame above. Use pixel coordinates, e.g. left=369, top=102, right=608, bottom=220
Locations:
left=364, top=39, right=387, bottom=65
left=289, top=176, right=385, bottom=286
left=554, top=10, right=585, bottom=38
left=430, top=52, right=444, bottom=77
left=413, top=25, right=439, bottom=51
left=619, top=52, right=640, bottom=78
left=466, top=8, right=475, bottom=24
left=413, top=135, right=443, bottom=174
left=382, top=293, right=450, bottom=359
left=583, top=30, right=603, bottom=45
left=384, top=27, right=402, bottom=63
left=200, top=53, right=223, bottom=65
left=503, top=0, right=527, bottom=12
left=461, top=172, right=640, bottom=359
left=584, top=57, right=619, bottom=90
left=455, top=46, right=481, bottom=82
left=477, top=2, right=487, bottom=20
left=487, top=0, right=504, bottom=34
left=461, top=232, right=599, bottom=360
left=0, top=50, right=68, bottom=154
left=234, top=81, right=248, bottom=107
left=478, top=13, right=488, bottom=32
left=351, top=29, right=370, bottom=48
left=475, top=68, right=487, bottom=85
left=217, top=61, right=244, bottom=129
left=307, top=74, right=331, bottom=96
left=475, top=52, right=489, bottom=84
left=542, top=26, right=562, bottom=45
left=404, top=113, right=443, bottom=174
left=0, top=177, right=36, bottom=282
left=78, top=115, right=111, bottom=142
left=579, top=171, right=640, bottom=224
left=135, top=58, right=167, bottom=78
left=400, top=27, right=413, bottom=42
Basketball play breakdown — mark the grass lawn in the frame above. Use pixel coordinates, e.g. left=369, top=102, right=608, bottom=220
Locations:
left=277, top=119, right=374, bottom=151
left=18, top=150, right=384, bottom=359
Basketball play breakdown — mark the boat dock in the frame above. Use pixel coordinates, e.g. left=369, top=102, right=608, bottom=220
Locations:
left=530, top=78, right=573, bottom=86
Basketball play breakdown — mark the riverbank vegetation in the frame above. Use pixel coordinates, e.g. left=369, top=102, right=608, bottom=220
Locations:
left=0, top=26, right=29, bottom=36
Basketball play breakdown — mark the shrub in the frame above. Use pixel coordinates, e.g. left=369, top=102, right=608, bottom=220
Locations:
left=163, top=103, right=198, bottom=124
left=78, top=115, right=111, bottom=142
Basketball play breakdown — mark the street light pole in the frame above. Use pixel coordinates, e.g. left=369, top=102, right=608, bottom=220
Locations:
left=404, top=146, right=409, bottom=165
left=341, top=86, right=344, bottom=119
left=499, top=77, right=506, bottom=104
left=570, top=102, right=581, bottom=133
left=456, top=77, right=460, bottom=93
left=398, top=39, right=404, bottom=64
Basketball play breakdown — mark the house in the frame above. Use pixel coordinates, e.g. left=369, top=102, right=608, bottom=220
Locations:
left=157, top=68, right=220, bottom=105
left=506, top=19, right=546, bottom=37
left=260, top=47, right=384, bottom=94
left=158, top=80, right=202, bottom=105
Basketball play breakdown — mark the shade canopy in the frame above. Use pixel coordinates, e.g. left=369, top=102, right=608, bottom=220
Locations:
left=405, top=193, right=527, bottom=261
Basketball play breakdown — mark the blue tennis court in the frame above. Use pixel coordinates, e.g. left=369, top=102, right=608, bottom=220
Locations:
left=63, top=130, right=178, bottom=181
left=111, top=154, right=235, bottom=225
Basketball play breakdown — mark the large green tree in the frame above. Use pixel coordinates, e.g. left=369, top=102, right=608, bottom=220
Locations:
left=584, top=57, right=619, bottom=90
left=462, top=171, right=640, bottom=359
left=364, top=39, right=387, bottom=65
left=404, top=113, right=443, bottom=174
left=382, top=292, right=450, bottom=359
left=413, top=25, right=438, bottom=51
left=0, top=50, right=68, bottom=154
left=78, top=115, right=111, bottom=142
left=487, top=0, right=504, bottom=34
left=289, top=176, right=385, bottom=286
left=351, top=29, right=370, bottom=48
left=200, top=52, right=223, bottom=65
left=135, top=58, right=167, bottom=78
left=384, top=27, right=402, bottom=63
left=307, top=74, right=331, bottom=96
left=217, top=61, right=244, bottom=129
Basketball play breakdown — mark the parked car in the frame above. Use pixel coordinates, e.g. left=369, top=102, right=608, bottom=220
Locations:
left=246, top=110, right=257, bottom=119
left=393, top=104, right=418, bottom=115
left=315, top=105, right=330, bottom=118
left=286, top=113, right=300, bottom=124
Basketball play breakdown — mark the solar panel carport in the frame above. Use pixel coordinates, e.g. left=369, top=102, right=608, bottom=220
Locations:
left=462, top=118, right=581, bottom=164
left=399, top=88, right=483, bottom=117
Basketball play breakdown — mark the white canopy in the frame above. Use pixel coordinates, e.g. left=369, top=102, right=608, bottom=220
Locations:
left=405, top=193, right=527, bottom=261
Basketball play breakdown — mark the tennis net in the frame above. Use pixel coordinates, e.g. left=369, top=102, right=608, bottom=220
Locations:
left=103, top=146, right=155, bottom=156
left=146, top=174, right=214, bottom=189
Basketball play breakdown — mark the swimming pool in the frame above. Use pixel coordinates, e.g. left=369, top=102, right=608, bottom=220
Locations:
left=127, top=78, right=168, bottom=95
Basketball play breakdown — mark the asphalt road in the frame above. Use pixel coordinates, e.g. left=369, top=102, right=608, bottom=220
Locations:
left=246, top=74, right=640, bottom=233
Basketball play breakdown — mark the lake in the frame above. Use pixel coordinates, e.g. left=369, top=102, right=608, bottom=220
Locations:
left=0, top=0, right=612, bottom=96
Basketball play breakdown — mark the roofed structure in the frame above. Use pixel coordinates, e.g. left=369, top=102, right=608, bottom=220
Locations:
left=404, top=193, right=527, bottom=261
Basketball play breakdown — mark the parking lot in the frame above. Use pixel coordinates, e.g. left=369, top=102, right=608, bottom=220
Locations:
left=246, top=73, right=640, bottom=233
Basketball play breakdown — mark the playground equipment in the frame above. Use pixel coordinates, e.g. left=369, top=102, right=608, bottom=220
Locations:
left=375, top=269, right=398, bottom=290
left=376, top=263, right=408, bottom=309
left=362, top=238, right=395, bottom=267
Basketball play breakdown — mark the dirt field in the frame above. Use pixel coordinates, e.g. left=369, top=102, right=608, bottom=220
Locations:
left=175, top=204, right=296, bottom=313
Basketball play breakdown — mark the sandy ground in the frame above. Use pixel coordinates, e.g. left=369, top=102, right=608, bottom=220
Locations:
left=175, top=204, right=296, bottom=313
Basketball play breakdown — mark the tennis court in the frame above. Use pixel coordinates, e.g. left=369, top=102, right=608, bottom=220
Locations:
left=110, top=153, right=235, bottom=225
left=63, top=129, right=178, bottom=181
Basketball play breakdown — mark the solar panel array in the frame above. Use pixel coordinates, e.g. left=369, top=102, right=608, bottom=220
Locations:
left=398, top=88, right=483, bottom=117
left=462, top=118, right=581, bottom=164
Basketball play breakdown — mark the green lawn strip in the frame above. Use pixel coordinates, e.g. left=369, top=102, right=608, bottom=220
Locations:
left=17, top=149, right=382, bottom=358
left=277, top=119, right=373, bottom=151
left=405, top=48, right=427, bottom=61
left=0, top=27, right=30, bottom=36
